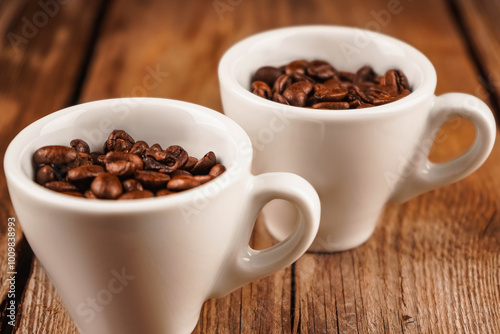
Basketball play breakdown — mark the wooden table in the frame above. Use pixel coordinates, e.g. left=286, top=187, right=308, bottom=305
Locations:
left=1, top=0, right=499, bottom=333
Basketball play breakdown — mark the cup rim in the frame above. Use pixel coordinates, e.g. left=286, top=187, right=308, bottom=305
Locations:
left=4, top=98, right=253, bottom=213
left=218, top=25, right=437, bottom=119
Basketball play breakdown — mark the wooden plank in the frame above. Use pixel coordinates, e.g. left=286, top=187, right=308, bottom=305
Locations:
left=2, top=0, right=499, bottom=333
left=0, top=0, right=104, bottom=332
left=290, top=0, right=500, bottom=333
left=451, top=0, right=500, bottom=118
left=195, top=218, right=290, bottom=334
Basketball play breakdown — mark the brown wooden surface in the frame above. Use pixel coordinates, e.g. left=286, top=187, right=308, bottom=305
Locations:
left=0, top=0, right=499, bottom=333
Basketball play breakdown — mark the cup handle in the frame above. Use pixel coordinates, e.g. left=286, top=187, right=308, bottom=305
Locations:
left=209, top=172, right=320, bottom=298
left=390, top=93, right=496, bottom=204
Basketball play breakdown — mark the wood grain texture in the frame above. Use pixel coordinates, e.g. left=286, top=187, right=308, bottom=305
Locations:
left=451, top=0, right=500, bottom=118
left=0, top=0, right=104, bottom=332
left=194, top=218, right=290, bottom=334
left=0, top=0, right=498, bottom=333
left=14, top=253, right=78, bottom=334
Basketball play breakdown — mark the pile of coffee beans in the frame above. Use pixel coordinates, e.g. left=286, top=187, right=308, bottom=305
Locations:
left=250, top=60, right=411, bottom=109
left=33, top=130, right=226, bottom=200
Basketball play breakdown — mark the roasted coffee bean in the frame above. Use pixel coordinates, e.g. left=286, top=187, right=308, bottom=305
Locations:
left=311, top=102, right=350, bottom=110
left=283, top=81, right=313, bottom=106
left=346, top=85, right=373, bottom=104
left=313, top=83, right=327, bottom=92
left=273, top=74, right=293, bottom=94
left=191, top=151, right=217, bottom=175
left=367, top=85, right=392, bottom=99
left=252, top=66, right=283, bottom=87
left=122, top=179, right=144, bottom=192
left=78, top=153, right=94, bottom=166
left=306, top=60, right=336, bottom=80
left=144, top=145, right=187, bottom=173
left=70, top=139, right=90, bottom=154
left=338, top=71, right=356, bottom=83
left=135, top=170, right=170, bottom=188
left=357, top=103, right=375, bottom=109
left=67, top=165, right=105, bottom=181
left=143, top=156, right=179, bottom=173
left=63, top=191, right=85, bottom=198
left=144, top=146, right=165, bottom=161
left=96, top=155, right=107, bottom=167
left=118, top=190, right=154, bottom=200
left=167, top=176, right=201, bottom=191
left=194, top=175, right=213, bottom=184
left=170, top=169, right=192, bottom=178
left=91, top=173, right=123, bottom=199
left=251, top=81, right=272, bottom=99
left=163, top=145, right=189, bottom=171
left=314, top=87, right=348, bottom=102
left=285, top=59, right=308, bottom=75
left=251, top=60, right=410, bottom=110
left=272, top=92, right=289, bottom=105
left=104, top=130, right=135, bottom=152
left=355, top=66, right=378, bottom=83
left=379, top=70, right=400, bottom=94
left=286, top=91, right=307, bottom=107
left=357, top=81, right=376, bottom=91
left=105, top=151, right=144, bottom=176
left=84, top=190, right=98, bottom=199
left=322, top=78, right=342, bottom=89
left=373, top=97, right=395, bottom=106
left=349, top=99, right=362, bottom=108
left=290, top=81, right=313, bottom=95
left=394, top=70, right=410, bottom=92
left=143, top=156, right=166, bottom=171
left=67, top=153, right=82, bottom=169
left=150, top=143, right=163, bottom=151
left=209, top=164, right=226, bottom=177
left=291, top=72, right=316, bottom=84
left=373, top=89, right=410, bottom=105
left=156, top=189, right=175, bottom=196
left=44, top=181, right=78, bottom=193
left=106, top=160, right=135, bottom=176
left=36, top=165, right=55, bottom=185
left=33, top=131, right=225, bottom=200
left=106, top=151, right=145, bottom=169
left=33, top=146, right=78, bottom=165
left=283, top=87, right=307, bottom=107
left=182, top=156, right=198, bottom=171
left=129, top=140, right=149, bottom=156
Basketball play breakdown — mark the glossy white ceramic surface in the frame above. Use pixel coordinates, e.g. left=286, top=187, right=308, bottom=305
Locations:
left=4, top=98, right=320, bottom=334
left=219, top=26, right=496, bottom=252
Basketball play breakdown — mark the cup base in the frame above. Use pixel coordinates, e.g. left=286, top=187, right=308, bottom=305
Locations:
left=306, top=229, right=374, bottom=253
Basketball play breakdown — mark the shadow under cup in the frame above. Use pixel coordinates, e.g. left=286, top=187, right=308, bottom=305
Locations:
left=219, top=26, right=439, bottom=252
left=4, top=98, right=253, bottom=333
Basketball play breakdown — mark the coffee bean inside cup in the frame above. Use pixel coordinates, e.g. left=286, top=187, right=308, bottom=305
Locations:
left=250, top=60, right=411, bottom=109
left=32, top=130, right=226, bottom=200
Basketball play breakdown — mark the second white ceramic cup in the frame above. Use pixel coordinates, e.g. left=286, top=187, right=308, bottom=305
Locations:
left=219, top=26, right=497, bottom=252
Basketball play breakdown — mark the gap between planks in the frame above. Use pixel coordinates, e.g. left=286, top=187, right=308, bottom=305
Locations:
left=446, top=0, right=500, bottom=123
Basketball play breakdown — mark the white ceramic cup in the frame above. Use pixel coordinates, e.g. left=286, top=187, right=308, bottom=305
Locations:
left=219, top=25, right=496, bottom=252
left=4, top=98, right=320, bottom=334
